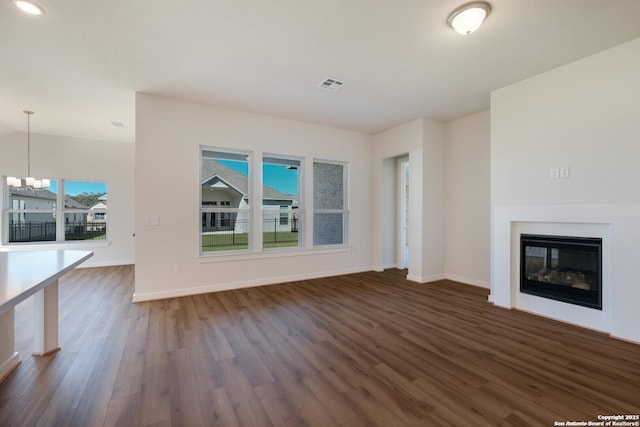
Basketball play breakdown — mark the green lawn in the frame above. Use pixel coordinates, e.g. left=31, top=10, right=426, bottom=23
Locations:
left=202, top=232, right=299, bottom=252
left=65, top=231, right=107, bottom=241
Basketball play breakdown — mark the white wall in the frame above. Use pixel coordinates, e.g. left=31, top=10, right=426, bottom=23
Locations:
left=492, top=37, right=640, bottom=206
left=373, top=119, right=422, bottom=273
left=444, top=110, right=490, bottom=287
left=0, top=133, right=135, bottom=267
left=373, top=117, right=446, bottom=283
left=378, top=157, right=396, bottom=268
left=490, top=37, right=640, bottom=343
left=134, top=93, right=374, bottom=301
left=420, top=119, right=446, bottom=281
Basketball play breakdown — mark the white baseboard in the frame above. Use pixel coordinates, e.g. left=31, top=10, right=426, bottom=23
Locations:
left=373, top=263, right=398, bottom=272
left=406, top=273, right=445, bottom=284
left=132, top=268, right=492, bottom=304
left=0, top=353, right=20, bottom=384
left=609, top=334, right=640, bottom=346
left=132, top=265, right=375, bottom=303
left=444, top=274, right=490, bottom=289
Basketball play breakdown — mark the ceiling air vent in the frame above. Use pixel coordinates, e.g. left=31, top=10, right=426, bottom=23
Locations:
left=318, top=78, right=345, bottom=92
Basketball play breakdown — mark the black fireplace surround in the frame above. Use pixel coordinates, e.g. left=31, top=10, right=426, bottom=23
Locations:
left=520, top=234, right=602, bottom=310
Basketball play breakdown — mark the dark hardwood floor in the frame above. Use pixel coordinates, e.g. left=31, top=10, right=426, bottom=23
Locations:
left=1, top=266, right=638, bottom=426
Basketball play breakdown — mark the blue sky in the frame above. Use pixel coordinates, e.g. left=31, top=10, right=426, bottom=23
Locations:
left=49, top=181, right=107, bottom=196
left=219, top=160, right=298, bottom=195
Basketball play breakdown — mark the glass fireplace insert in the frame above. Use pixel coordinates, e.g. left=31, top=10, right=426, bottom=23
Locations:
left=520, top=234, right=602, bottom=310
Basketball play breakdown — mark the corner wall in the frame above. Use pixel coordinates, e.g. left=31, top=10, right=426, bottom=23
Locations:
left=373, top=117, right=446, bottom=282
left=444, top=110, right=490, bottom=287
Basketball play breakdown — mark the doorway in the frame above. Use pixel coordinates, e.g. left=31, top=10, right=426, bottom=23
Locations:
left=398, top=157, right=410, bottom=269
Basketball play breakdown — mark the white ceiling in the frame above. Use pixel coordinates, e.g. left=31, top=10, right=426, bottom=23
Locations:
left=2, top=0, right=640, bottom=143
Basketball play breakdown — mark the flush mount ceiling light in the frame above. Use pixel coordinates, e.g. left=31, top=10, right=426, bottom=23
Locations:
left=447, top=1, right=491, bottom=35
left=12, top=0, right=44, bottom=15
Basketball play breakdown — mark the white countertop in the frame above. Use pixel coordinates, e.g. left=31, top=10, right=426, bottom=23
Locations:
left=0, top=250, right=93, bottom=316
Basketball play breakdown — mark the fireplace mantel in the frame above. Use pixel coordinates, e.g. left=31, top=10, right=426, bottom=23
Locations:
left=491, top=203, right=640, bottom=344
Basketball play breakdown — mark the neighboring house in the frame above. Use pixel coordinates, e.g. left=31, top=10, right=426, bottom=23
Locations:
left=8, top=187, right=58, bottom=241
left=87, top=194, right=107, bottom=225
left=8, top=186, right=89, bottom=241
left=201, top=160, right=297, bottom=234
left=63, top=196, right=90, bottom=235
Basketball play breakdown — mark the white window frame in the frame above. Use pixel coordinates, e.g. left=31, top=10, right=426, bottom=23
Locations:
left=312, top=159, right=349, bottom=248
left=261, top=153, right=304, bottom=251
left=2, top=178, right=109, bottom=245
left=198, top=148, right=351, bottom=259
left=200, top=147, right=252, bottom=255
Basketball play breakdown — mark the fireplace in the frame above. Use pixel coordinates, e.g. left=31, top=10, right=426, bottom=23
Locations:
left=520, top=234, right=602, bottom=310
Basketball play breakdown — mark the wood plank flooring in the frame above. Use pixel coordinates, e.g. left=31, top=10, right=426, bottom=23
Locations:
left=0, top=266, right=638, bottom=426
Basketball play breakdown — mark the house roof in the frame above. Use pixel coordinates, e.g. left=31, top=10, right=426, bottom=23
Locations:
left=8, top=187, right=57, bottom=201
left=65, top=197, right=88, bottom=209
left=201, top=159, right=296, bottom=203
left=8, top=187, right=89, bottom=209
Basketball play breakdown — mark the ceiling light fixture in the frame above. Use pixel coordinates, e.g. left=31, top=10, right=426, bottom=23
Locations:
left=12, top=0, right=44, bottom=15
left=7, top=110, right=50, bottom=189
left=447, top=1, right=491, bottom=35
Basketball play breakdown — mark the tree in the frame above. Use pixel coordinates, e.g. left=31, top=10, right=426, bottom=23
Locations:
left=70, top=192, right=104, bottom=207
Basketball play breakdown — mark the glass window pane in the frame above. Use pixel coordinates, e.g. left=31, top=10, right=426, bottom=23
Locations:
left=9, top=212, right=56, bottom=242
left=262, top=156, right=300, bottom=249
left=313, top=162, right=344, bottom=210
left=8, top=180, right=58, bottom=210
left=313, top=213, right=344, bottom=246
left=64, top=213, right=106, bottom=241
left=7, top=179, right=58, bottom=242
left=201, top=211, right=249, bottom=252
left=202, top=150, right=250, bottom=207
left=263, top=209, right=301, bottom=249
left=63, top=181, right=107, bottom=241
left=64, top=181, right=107, bottom=208
left=200, top=149, right=251, bottom=253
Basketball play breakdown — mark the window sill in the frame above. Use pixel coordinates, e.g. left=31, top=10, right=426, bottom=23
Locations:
left=0, top=240, right=111, bottom=252
left=199, top=246, right=351, bottom=263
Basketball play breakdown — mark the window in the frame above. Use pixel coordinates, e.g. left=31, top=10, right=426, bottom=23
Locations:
left=313, top=161, right=347, bottom=246
left=2, top=178, right=108, bottom=244
left=199, top=147, right=348, bottom=255
left=279, top=206, right=289, bottom=226
left=65, top=181, right=108, bottom=241
left=262, top=155, right=301, bottom=250
left=200, top=149, right=250, bottom=253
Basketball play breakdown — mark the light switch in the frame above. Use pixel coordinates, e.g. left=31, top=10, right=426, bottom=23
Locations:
left=560, top=166, right=570, bottom=178
left=145, top=216, right=160, bottom=226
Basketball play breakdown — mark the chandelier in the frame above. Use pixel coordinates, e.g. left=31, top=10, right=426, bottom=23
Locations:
left=6, top=110, right=50, bottom=189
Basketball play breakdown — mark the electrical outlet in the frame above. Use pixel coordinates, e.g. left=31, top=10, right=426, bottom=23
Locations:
left=560, top=166, right=570, bottom=178
left=550, top=168, right=559, bottom=179
left=172, top=265, right=181, bottom=274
